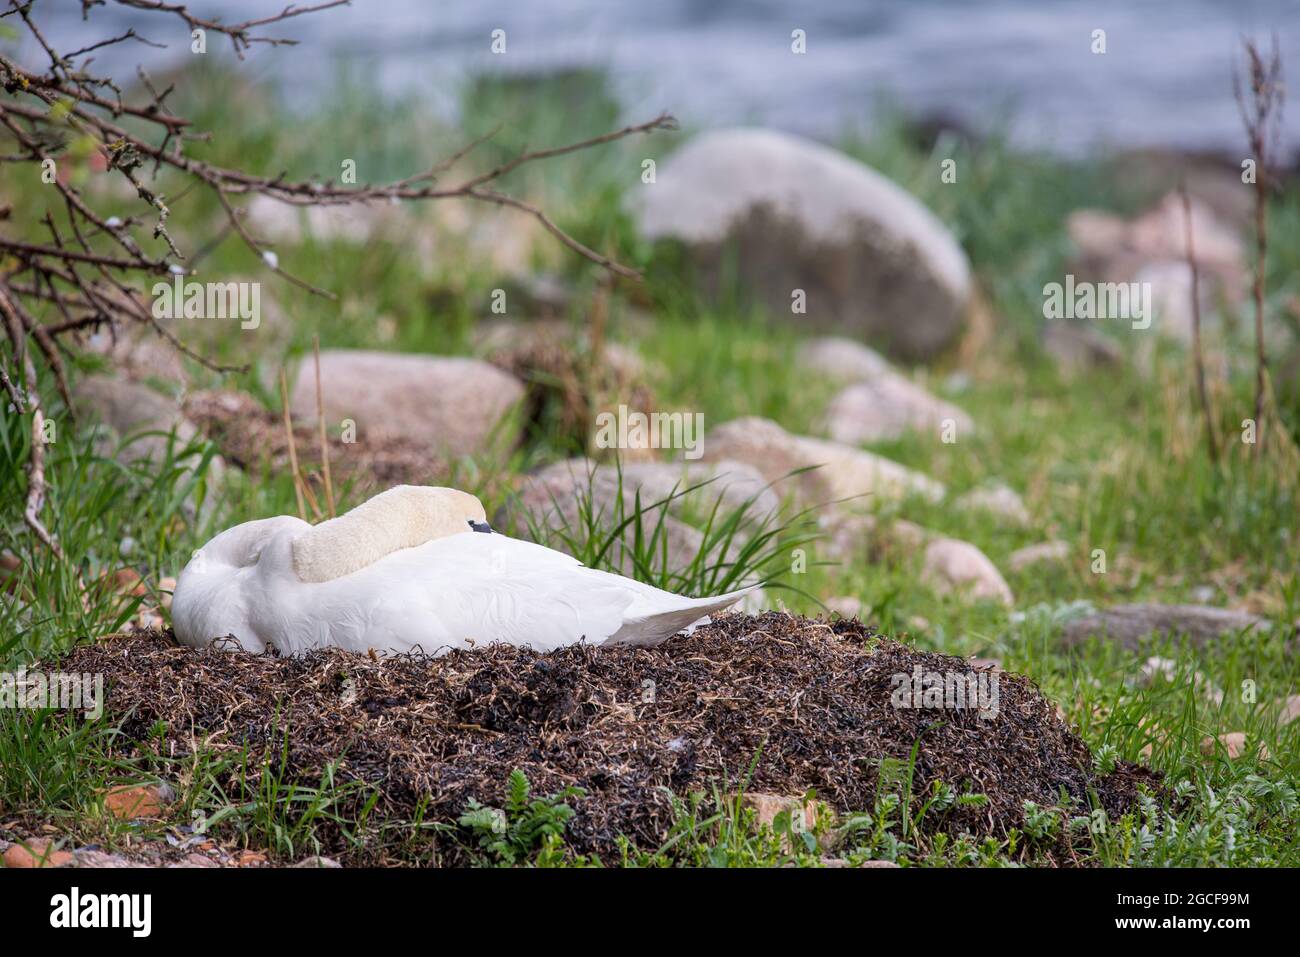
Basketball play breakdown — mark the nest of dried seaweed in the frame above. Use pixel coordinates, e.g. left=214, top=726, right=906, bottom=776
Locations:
left=62, top=613, right=1160, bottom=864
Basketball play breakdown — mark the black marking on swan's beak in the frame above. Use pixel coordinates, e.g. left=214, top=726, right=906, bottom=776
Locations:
left=468, top=520, right=493, bottom=534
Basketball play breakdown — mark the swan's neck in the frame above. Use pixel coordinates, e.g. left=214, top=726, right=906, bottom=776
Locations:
left=290, top=486, right=477, bottom=583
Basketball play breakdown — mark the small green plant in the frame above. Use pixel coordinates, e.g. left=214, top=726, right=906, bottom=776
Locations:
left=458, top=769, right=586, bottom=867
left=1092, top=743, right=1120, bottom=775
left=1021, top=800, right=1063, bottom=841
left=770, top=799, right=819, bottom=856
left=838, top=749, right=991, bottom=864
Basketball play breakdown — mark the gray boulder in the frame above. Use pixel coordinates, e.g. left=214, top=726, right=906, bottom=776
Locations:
left=615, top=459, right=780, bottom=525
left=508, top=458, right=778, bottom=532
left=796, top=336, right=893, bottom=383
left=1042, top=322, right=1123, bottom=373
left=1007, top=540, right=1070, bottom=572
left=1061, top=603, right=1281, bottom=650
left=698, top=416, right=944, bottom=507
left=289, top=350, right=524, bottom=459
left=799, top=335, right=974, bottom=444
left=75, top=376, right=219, bottom=486
left=954, top=482, right=1030, bottom=526
left=503, top=459, right=767, bottom=606
left=920, top=538, right=1014, bottom=606
left=826, top=377, right=974, bottom=445
left=636, top=128, right=971, bottom=361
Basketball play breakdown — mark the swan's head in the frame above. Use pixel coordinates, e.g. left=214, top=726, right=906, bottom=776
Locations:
left=173, top=515, right=308, bottom=652
left=189, top=516, right=307, bottom=570
left=291, top=485, right=489, bottom=583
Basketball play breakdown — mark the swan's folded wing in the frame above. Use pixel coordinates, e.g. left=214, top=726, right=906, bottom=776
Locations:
left=601, top=584, right=759, bottom=647
left=326, top=533, right=639, bottom=654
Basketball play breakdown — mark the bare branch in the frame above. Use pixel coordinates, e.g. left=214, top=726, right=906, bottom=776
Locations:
left=0, top=283, right=64, bottom=559
left=0, top=0, right=676, bottom=559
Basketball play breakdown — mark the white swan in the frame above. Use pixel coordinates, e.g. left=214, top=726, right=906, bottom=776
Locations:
left=171, top=485, right=755, bottom=656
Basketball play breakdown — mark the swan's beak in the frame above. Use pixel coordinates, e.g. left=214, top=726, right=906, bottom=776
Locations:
left=467, top=520, right=493, bottom=534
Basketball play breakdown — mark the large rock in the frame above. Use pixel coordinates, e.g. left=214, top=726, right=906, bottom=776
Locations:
left=75, top=375, right=215, bottom=476
left=799, top=335, right=974, bottom=443
left=697, top=416, right=944, bottom=507
left=1067, top=195, right=1243, bottom=283
left=1061, top=603, right=1280, bottom=650
left=920, top=538, right=1013, bottom=606
left=954, top=482, right=1030, bottom=526
left=636, top=128, right=971, bottom=361
left=2, top=839, right=73, bottom=869
left=796, top=336, right=893, bottom=383
left=289, top=350, right=524, bottom=458
left=1066, top=192, right=1245, bottom=344
left=1007, top=540, right=1070, bottom=573
left=615, top=460, right=780, bottom=525
left=185, top=388, right=443, bottom=491
left=1135, top=260, right=1217, bottom=345
left=826, top=377, right=973, bottom=445
left=1042, top=322, right=1123, bottom=373
left=510, top=458, right=779, bottom=531
left=503, top=459, right=766, bottom=602
left=818, top=508, right=928, bottom=563
left=506, top=460, right=704, bottom=574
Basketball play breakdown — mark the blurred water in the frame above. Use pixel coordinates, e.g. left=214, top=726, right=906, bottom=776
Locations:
left=31, top=0, right=1300, bottom=154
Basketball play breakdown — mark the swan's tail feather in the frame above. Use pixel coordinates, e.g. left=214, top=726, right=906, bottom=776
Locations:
left=601, top=584, right=759, bottom=648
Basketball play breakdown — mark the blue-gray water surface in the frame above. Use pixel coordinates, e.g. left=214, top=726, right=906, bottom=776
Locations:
left=27, top=0, right=1300, bottom=154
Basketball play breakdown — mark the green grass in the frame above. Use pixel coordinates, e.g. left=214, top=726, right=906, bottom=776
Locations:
left=512, top=458, right=824, bottom=600
left=1, top=66, right=1296, bottom=867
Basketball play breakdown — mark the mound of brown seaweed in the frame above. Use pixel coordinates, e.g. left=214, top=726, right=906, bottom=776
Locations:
left=62, top=612, right=1160, bottom=864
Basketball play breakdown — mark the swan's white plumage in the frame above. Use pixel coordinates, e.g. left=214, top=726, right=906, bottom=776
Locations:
left=172, top=485, right=754, bottom=656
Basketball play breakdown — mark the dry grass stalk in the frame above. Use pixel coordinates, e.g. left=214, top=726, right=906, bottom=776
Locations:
left=1179, top=179, right=1220, bottom=463
left=314, top=336, right=336, bottom=519
left=1234, top=35, right=1285, bottom=456
left=584, top=277, right=611, bottom=454
left=279, top=367, right=308, bottom=521
left=0, top=286, right=62, bottom=559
